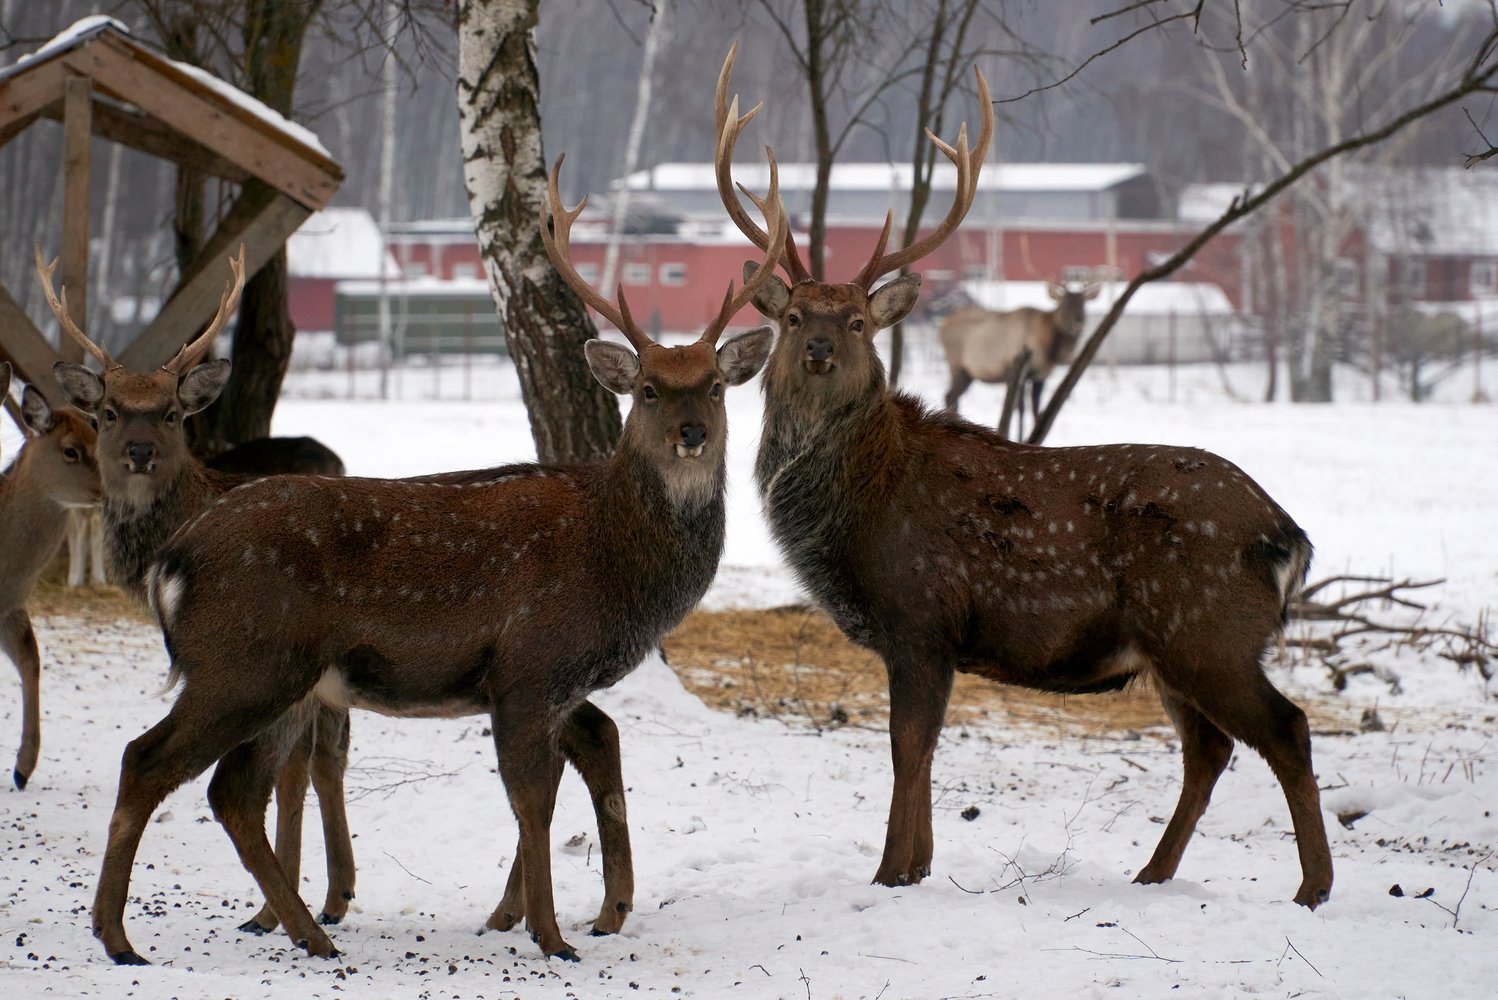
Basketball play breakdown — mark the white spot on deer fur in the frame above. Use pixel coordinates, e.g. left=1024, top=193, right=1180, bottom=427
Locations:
left=1048, top=522, right=1057, bottom=533
left=242, top=545, right=256, bottom=566
left=151, top=569, right=185, bottom=628
left=305, top=528, right=319, bottom=546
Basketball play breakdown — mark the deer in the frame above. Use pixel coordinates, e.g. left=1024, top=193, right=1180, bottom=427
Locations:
left=1, top=381, right=100, bottom=790
left=715, top=45, right=1332, bottom=910
left=940, top=280, right=1102, bottom=436
left=85, top=150, right=788, bottom=966
left=36, top=247, right=363, bottom=938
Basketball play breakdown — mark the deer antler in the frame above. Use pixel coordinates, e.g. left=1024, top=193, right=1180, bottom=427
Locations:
left=852, top=65, right=995, bottom=290
left=700, top=151, right=788, bottom=346
left=540, top=154, right=654, bottom=352
left=162, top=245, right=247, bottom=375
left=35, top=244, right=117, bottom=370
left=715, top=43, right=810, bottom=285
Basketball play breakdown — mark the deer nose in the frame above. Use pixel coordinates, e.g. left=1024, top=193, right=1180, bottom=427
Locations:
left=680, top=423, right=707, bottom=449
left=807, top=336, right=834, bottom=362
left=127, top=443, right=155, bottom=469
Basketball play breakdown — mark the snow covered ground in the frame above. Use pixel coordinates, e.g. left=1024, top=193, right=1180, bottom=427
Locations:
left=2, top=349, right=1495, bottom=998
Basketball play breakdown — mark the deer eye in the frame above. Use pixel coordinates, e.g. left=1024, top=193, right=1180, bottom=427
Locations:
left=710, top=383, right=723, bottom=400
left=786, top=313, right=801, bottom=328
left=850, top=318, right=865, bottom=333
left=103, top=408, right=117, bottom=424
left=165, top=410, right=178, bottom=425
left=63, top=447, right=80, bottom=462
left=642, top=385, right=658, bottom=401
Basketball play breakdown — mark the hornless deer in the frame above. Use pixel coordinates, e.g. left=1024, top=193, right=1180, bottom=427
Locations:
left=1, top=382, right=99, bottom=789
left=940, top=280, right=1101, bottom=433
left=38, top=248, right=359, bottom=936
left=716, top=46, right=1332, bottom=909
left=86, top=152, right=787, bottom=965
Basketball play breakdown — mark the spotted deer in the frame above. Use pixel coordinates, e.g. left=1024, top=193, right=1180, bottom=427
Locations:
left=86, top=152, right=787, bottom=965
left=716, top=47, right=1332, bottom=908
left=1, top=382, right=99, bottom=789
left=36, top=247, right=358, bottom=936
left=940, top=280, right=1101, bottom=434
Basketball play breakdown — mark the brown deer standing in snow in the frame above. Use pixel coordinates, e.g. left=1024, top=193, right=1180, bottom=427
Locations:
left=940, top=280, right=1101, bottom=437
left=38, top=247, right=359, bottom=936
left=1, top=382, right=99, bottom=789
left=86, top=152, right=787, bottom=965
left=716, top=46, right=1332, bottom=908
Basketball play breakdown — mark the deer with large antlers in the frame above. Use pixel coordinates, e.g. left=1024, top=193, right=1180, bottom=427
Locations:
left=716, top=46, right=1332, bottom=908
left=1, top=381, right=99, bottom=790
left=86, top=153, right=787, bottom=965
left=38, top=247, right=358, bottom=936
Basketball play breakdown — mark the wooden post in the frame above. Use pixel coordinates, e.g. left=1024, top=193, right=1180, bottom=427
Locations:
left=60, top=75, right=92, bottom=364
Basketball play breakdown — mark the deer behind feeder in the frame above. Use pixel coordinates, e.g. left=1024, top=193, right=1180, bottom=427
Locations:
left=1, top=383, right=99, bottom=789
left=716, top=46, right=1332, bottom=909
left=86, top=153, right=788, bottom=965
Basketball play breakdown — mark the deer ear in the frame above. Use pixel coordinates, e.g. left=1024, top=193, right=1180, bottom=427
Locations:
left=1047, top=282, right=1067, bottom=301
left=53, top=362, right=104, bottom=412
left=584, top=339, right=639, bottom=395
left=717, top=326, right=773, bottom=386
left=741, top=261, right=789, bottom=318
left=868, top=273, right=921, bottom=330
left=178, top=359, right=231, bottom=415
left=20, top=384, right=54, bottom=436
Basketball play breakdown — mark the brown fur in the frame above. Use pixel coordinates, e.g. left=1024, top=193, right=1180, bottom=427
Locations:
left=86, top=325, right=771, bottom=966
left=0, top=386, right=99, bottom=789
left=749, top=273, right=1331, bottom=910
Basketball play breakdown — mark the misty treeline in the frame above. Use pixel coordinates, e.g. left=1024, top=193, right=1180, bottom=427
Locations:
left=0, top=1, right=1491, bottom=397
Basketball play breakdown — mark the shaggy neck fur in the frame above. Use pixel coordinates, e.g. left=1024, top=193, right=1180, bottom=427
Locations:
left=103, top=464, right=237, bottom=601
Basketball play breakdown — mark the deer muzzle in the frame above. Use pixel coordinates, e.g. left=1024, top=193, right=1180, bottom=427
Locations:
left=675, top=423, right=707, bottom=458
left=126, top=442, right=156, bottom=473
left=804, top=336, right=835, bottom=374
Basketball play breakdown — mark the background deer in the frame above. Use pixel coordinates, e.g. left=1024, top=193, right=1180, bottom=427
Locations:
left=717, top=47, right=1332, bottom=909
left=86, top=153, right=786, bottom=965
left=1, top=382, right=99, bottom=790
left=37, top=247, right=360, bottom=936
left=940, top=280, right=1101, bottom=436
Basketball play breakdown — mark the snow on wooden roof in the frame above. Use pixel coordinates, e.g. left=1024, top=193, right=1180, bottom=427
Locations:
left=622, top=162, right=1147, bottom=195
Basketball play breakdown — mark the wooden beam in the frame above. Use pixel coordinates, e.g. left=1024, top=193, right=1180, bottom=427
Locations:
left=0, top=57, right=69, bottom=137
left=36, top=96, right=251, bottom=182
left=60, top=76, right=92, bottom=365
left=64, top=36, right=340, bottom=210
left=0, top=282, right=66, bottom=408
left=119, top=189, right=311, bottom=371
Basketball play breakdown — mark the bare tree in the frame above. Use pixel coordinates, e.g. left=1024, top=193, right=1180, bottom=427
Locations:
left=456, top=0, right=622, bottom=464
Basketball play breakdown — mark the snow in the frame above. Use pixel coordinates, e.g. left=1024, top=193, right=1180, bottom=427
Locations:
left=0, top=17, right=331, bottom=159
left=2, top=351, right=1496, bottom=998
left=287, top=209, right=400, bottom=280
left=960, top=279, right=1237, bottom=316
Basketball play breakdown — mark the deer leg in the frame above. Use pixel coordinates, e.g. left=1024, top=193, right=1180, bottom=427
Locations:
left=1028, top=375, right=1046, bottom=433
left=1160, top=660, right=1333, bottom=909
left=310, top=705, right=356, bottom=925
left=66, top=509, right=88, bottom=588
left=2, top=609, right=41, bottom=790
left=93, top=678, right=281, bottom=965
left=488, top=834, right=527, bottom=933
left=89, top=509, right=107, bottom=586
left=492, top=704, right=574, bottom=960
left=210, top=703, right=336, bottom=959
left=1134, top=687, right=1233, bottom=886
left=561, top=701, right=633, bottom=935
left=239, top=718, right=315, bottom=934
left=873, top=654, right=953, bottom=887
left=944, top=367, right=973, bottom=411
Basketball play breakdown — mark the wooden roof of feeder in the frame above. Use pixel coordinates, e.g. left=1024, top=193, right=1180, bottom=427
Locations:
left=0, top=16, right=344, bottom=409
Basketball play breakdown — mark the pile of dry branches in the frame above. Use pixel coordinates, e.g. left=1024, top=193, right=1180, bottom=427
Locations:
left=1284, top=575, right=1495, bottom=693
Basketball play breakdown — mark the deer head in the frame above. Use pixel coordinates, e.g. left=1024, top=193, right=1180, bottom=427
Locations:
left=542, top=148, right=785, bottom=506
left=1046, top=280, right=1102, bottom=336
left=714, top=44, right=993, bottom=416
left=11, top=382, right=100, bottom=509
left=42, top=245, right=245, bottom=511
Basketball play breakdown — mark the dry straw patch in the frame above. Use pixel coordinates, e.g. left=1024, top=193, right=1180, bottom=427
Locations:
left=663, top=606, right=1350, bottom=737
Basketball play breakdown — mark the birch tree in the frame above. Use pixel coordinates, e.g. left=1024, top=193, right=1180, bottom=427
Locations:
left=457, top=0, right=621, bottom=464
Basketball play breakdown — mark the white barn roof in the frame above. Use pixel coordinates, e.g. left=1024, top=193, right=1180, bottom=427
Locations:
left=288, top=208, right=399, bottom=280
left=622, top=162, right=1146, bottom=195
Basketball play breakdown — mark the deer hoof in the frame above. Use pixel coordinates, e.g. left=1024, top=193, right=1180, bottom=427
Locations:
left=486, top=910, right=521, bottom=933
left=238, top=918, right=276, bottom=935
left=551, top=946, right=580, bottom=963
left=109, top=949, right=150, bottom=966
left=1293, top=884, right=1331, bottom=910
left=12, top=767, right=28, bottom=791
left=317, top=911, right=344, bottom=927
left=297, top=934, right=340, bottom=959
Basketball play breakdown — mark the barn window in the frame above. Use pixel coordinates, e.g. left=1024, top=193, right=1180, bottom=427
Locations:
left=1471, top=260, right=1497, bottom=296
left=623, top=262, right=651, bottom=286
left=452, top=262, right=479, bottom=280
left=1394, top=258, right=1426, bottom=299
left=659, top=263, right=687, bottom=286
left=575, top=263, right=600, bottom=284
